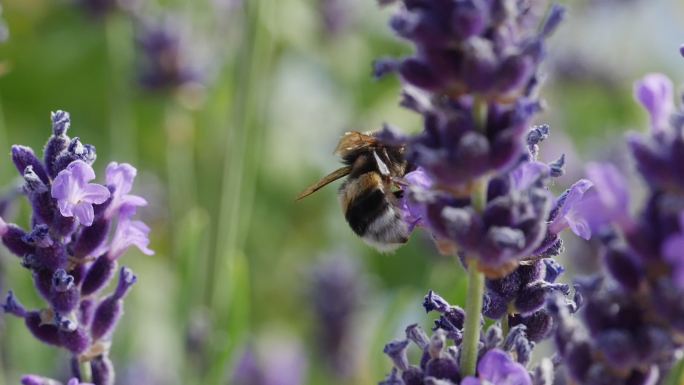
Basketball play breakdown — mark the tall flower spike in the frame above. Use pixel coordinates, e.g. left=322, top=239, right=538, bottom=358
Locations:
left=548, top=71, right=684, bottom=385
left=51, top=160, right=110, bottom=226
left=0, top=110, right=150, bottom=383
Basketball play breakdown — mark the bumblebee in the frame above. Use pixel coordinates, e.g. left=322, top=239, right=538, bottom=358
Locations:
left=297, top=131, right=411, bottom=252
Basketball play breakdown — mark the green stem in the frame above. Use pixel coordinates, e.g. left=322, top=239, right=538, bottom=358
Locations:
left=80, top=361, right=92, bottom=383
left=460, top=258, right=485, bottom=377
left=501, top=312, right=510, bottom=338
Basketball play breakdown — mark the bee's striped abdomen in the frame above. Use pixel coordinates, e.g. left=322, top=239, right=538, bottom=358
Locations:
left=339, top=172, right=409, bottom=252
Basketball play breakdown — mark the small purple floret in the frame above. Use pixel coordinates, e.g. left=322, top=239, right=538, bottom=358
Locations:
left=461, top=349, right=531, bottom=385
left=51, top=160, right=110, bottom=226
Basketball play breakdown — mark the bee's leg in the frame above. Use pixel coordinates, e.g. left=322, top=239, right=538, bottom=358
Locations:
left=392, top=176, right=409, bottom=187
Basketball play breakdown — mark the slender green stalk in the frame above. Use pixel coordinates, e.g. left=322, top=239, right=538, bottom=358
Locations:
left=460, top=258, right=485, bottom=377
left=205, top=0, right=275, bottom=382
left=80, top=361, right=92, bottom=383
left=501, top=311, right=510, bottom=338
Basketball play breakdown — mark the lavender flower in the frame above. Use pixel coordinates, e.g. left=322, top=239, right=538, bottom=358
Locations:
left=309, top=255, right=364, bottom=378
left=370, top=0, right=587, bottom=279
left=377, top=0, right=565, bottom=187
left=461, top=349, right=531, bottom=385
left=103, top=162, right=147, bottom=219
left=0, top=110, right=151, bottom=385
left=379, top=293, right=554, bottom=385
left=51, top=161, right=111, bottom=226
left=548, top=72, right=684, bottom=385
left=404, top=126, right=589, bottom=276
left=483, top=259, right=571, bottom=342
left=135, top=20, right=199, bottom=92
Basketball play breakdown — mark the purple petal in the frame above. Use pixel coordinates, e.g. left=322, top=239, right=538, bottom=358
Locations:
left=73, top=202, right=95, bottom=226
left=106, top=162, right=136, bottom=196
left=585, top=163, right=633, bottom=231
left=51, top=169, right=73, bottom=201
left=402, top=168, right=433, bottom=228
left=80, top=183, right=110, bottom=204
left=67, top=160, right=96, bottom=184
left=548, top=179, right=593, bottom=238
left=634, top=73, right=674, bottom=134
left=58, top=199, right=75, bottom=218
left=121, top=194, right=147, bottom=208
left=478, top=349, right=532, bottom=385
left=21, top=375, right=57, bottom=385
left=511, top=161, right=549, bottom=190
left=461, top=378, right=482, bottom=385
left=405, top=167, right=433, bottom=189
left=109, top=216, right=154, bottom=259
left=567, top=217, right=591, bottom=240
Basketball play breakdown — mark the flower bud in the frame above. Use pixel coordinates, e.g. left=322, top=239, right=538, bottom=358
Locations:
left=49, top=269, right=80, bottom=313
left=384, top=339, right=410, bottom=371
left=91, top=355, right=115, bottom=385
left=25, top=311, right=61, bottom=347
left=81, top=254, right=117, bottom=296
left=72, top=217, right=111, bottom=259
left=58, top=323, right=90, bottom=354
left=1, top=223, right=34, bottom=257
left=12, top=145, right=50, bottom=185
left=91, top=267, right=137, bottom=340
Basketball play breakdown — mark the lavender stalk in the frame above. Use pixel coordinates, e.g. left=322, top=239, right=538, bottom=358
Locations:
left=460, top=259, right=485, bottom=376
left=0, top=111, right=152, bottom=385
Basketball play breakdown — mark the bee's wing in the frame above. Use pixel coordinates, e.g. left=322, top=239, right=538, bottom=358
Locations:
left=334, top=131, right=378, bottom=156
left=296, top=166, right=353, bottom=200
left=372, top=150, right=390, bottom=177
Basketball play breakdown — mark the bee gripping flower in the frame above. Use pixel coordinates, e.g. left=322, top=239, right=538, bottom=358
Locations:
left=51, top=160, right=110, bottom=226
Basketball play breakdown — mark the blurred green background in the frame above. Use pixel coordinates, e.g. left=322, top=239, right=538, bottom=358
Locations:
left=0, top=0, right=683, bottom=384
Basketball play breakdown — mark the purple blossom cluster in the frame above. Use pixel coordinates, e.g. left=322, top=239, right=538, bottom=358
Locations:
left=370, top=1, right=684, bottom=384
left=135, top=20, right=200, bottom=92
left=380, top=291, right=555, bottom=385
left=0, top=111, right=152, bottom=385
left=373, top=0, right=591, bottom=276
left=309, top=256, right=364, bottom=378
left=546, top=73, right=684, bottom=385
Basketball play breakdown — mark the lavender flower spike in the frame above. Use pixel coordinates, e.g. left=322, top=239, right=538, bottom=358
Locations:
left=460, top=349, right=531, bottom=385
left=51, top=160, right=110, bottom=226
left=104, top=162, right=147, bottom=218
